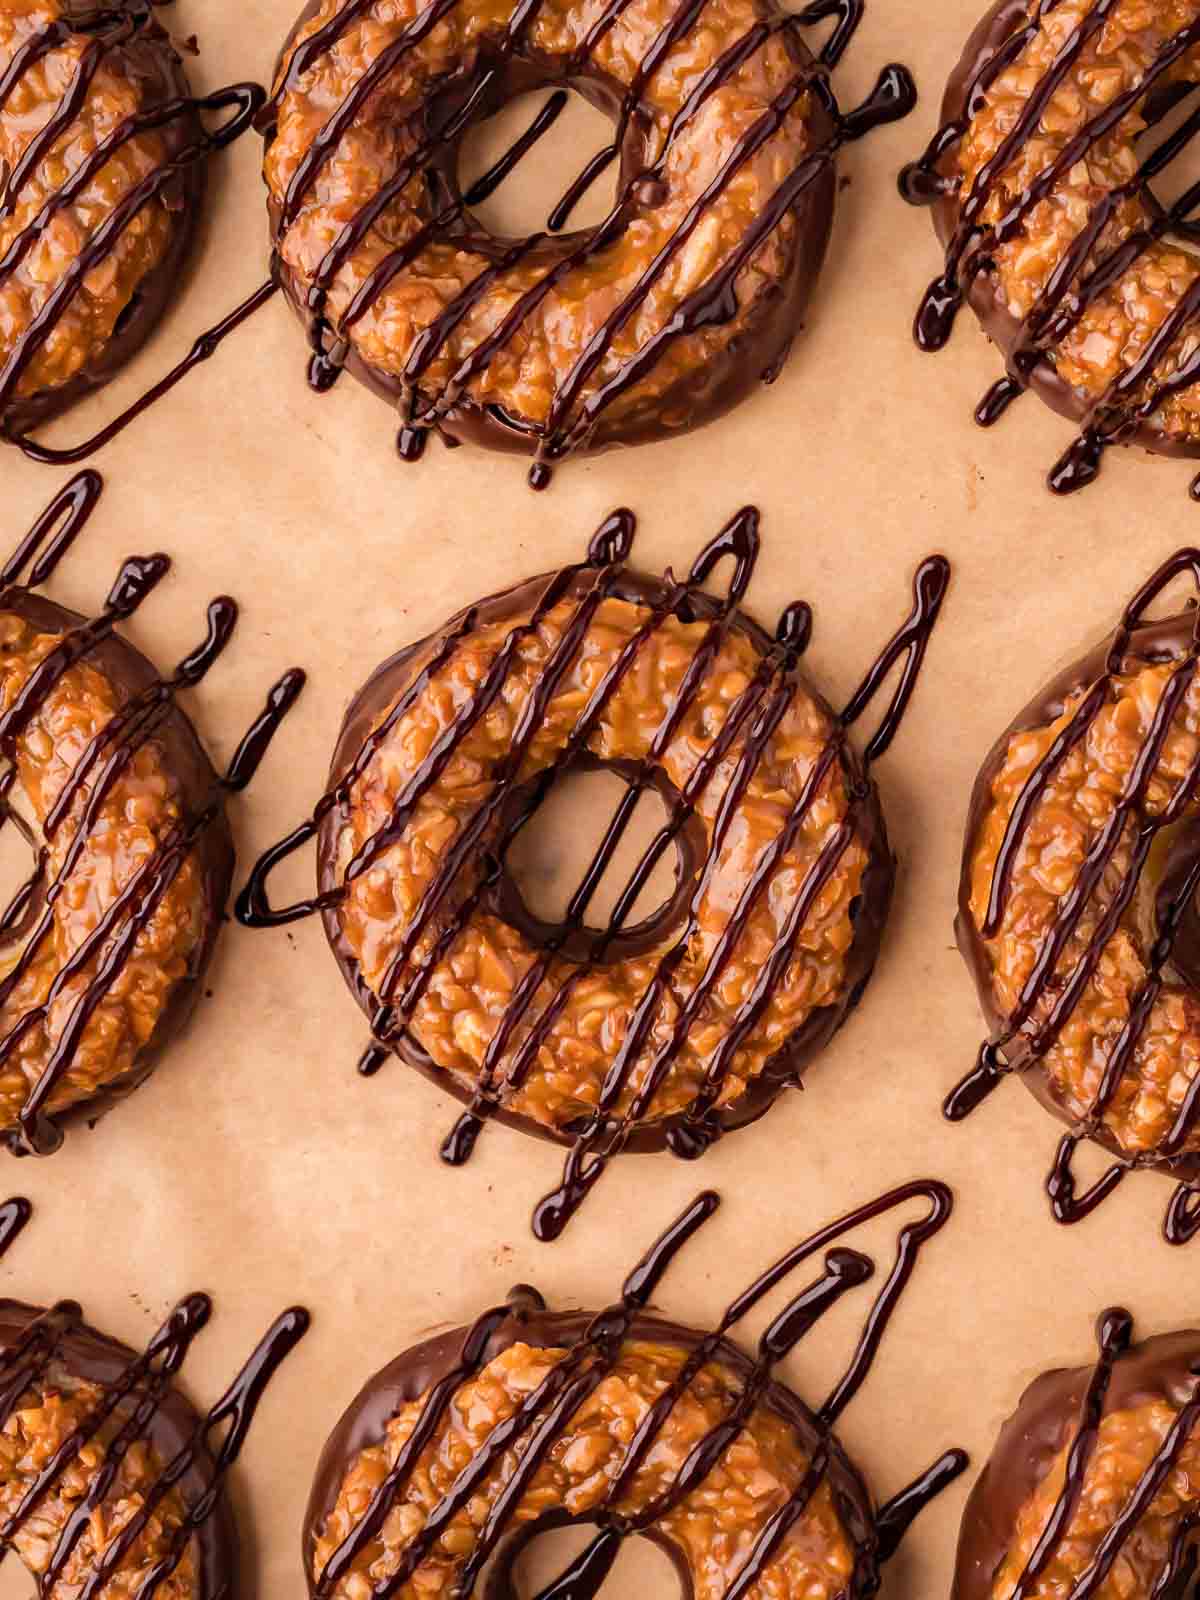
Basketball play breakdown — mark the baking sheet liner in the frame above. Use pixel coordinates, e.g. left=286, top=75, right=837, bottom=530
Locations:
left=3, top=0, right=1198, bottom=1594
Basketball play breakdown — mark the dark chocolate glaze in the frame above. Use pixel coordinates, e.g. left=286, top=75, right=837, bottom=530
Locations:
left=303, top=1181, right=966, bottom=1600
left=0, top=1195, right=30, bottom=1258
left=237, top=508, right=949, bottom=1238
left=0, top=0, right=203, bottom=439
left=263, top=0, right=915, bottom=487
left=0, top=472, right=305, bottom=1155
left=0, top=3, right=268, bottom=463
left=900, top=0, right=1200, bottom=498
left=952, top=547, right=1200, bottom=1239
left=953, top=1311, right=1200, bottom=1600
left=0, top=1291, right=308, bottom=1600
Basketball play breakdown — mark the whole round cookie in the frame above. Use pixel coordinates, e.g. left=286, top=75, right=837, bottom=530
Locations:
left=261, top=0, right=915, bottom=485
left=304, top=1184, right=965, bottom=1600
left=902, top=0, right=1200, bottom=497
left=953, top=546, right=1200, bottom=1240
left=0, top=0, right=208, bottom=438
left=0, top=472, right=304, bottom=1156
left=238, top=508, right=948, bottom=1237
left=953, top=1308, right=1200, bottom=1600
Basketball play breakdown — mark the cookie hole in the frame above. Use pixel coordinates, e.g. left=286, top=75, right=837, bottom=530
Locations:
left=1139, top=84, right=1200, bottom=247
left=502, top=1523, right=681, bottom=1598
left=459, top=87, right=620, bottom=238
left=0, top=774, right=44, bottom=963
left=505, top=766, right=674, bottom=931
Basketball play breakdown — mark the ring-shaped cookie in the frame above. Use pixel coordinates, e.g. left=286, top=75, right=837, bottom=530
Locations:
left=238, top=508, right=948, bottom=1238
left=264, top=0, right=916, bottom=482
left=304, top=1184, right=965, bottom=1600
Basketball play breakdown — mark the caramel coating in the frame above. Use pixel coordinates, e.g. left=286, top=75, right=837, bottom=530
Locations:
left=332, top=593, right=869, bottom=1131
left=955, top=0, right=1200, bottom=441
left=0, top=1353, right=198, bottom=1600
left=314, top=1338, right=856, bottom=1600
left=265, top=0, right=828, bottom=449
left=968, top=659, right=1200, bottom=1158
left=0, top=609, right=211, bottom=1133
left=0, top=0, right=189, bottom=412
left=990, top=1399, right=1200, bottom=1600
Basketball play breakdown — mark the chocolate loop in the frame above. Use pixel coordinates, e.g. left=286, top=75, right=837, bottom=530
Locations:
left=0, top=469, right=101, bottom=589
left=199, top=81, right=267, bottom=151
left=792, top=0, right=865, bottom=69
left=1115, top=549, right=1200, bottom=663
left=840, top=553, right=951, bottom=768
left=1165, top=1182, right=1200, bottom=1244
left=685, top=506, right=760, bottom=602
left=586, top=509, right=636, bottom=568
left=235, top=817, right=340, bottom=929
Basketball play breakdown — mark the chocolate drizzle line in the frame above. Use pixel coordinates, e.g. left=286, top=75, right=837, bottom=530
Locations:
left=312, top=1181, right=966, bottom=1600
left=0, top=1197, right=30, bottom=1260
left=0, top=1291, right=307, bottom=1600
left=1000, top=1308, right=1200, bottom=1600
left=0, top=473, right=305, bottom=1155
left=900, top=0, right=1200, bottom=498
left=264, top=0, right=915, bottom=488
left=239, top=507, right=949, bottom=1238
left=0, top=5, right=271, bottom=465
left=948, top=546, right=1200, bottom=1242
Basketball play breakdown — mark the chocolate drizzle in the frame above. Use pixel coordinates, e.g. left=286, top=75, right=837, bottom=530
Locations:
left=0, top=1291, right=307, bottom=1600
left=950, top=546, right=1200, bottom=1241
left=0, top=473, right=305, bottom=1154
left=0, top=4, right=270, bottom=463
left=953, top=1311, right=1200, bottom=1600
left=239, top=506, right=949, bottom=1237
left=264, top=0, right=915, bottom=486
left=0, top=1196, right=30, bottom=1259
left=306, top=1181, right=966, bottom=1600
left=900, top=0, right=1200, bottom=497
left=9, top=278, right=280, bottom=470
left=0, top=1193, right=308, bottom=1600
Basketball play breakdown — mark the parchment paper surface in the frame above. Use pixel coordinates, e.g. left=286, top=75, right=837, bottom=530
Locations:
left=1, top=1, right=1195, bottom=1595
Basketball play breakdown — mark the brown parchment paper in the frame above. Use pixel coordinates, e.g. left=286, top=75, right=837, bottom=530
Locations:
left=7, top=1, right=1200, bottom=1595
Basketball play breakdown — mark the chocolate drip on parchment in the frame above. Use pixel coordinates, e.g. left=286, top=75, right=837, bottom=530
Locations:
left=0, top=5, right=268, bottom=466
left=0, top=1291, right=307, bottom=1600
left=238, top=506, right=949, bottom=1238
left=0, top=1196, right=30, bottom=1259
left=0, top=473, right=305, bottom=1155
left=900, top=0, right=1200, bottom=498
left=262, top=0, right=915, bottom=489
left=310, top=1181, right=966, bottom=1600
left=947, top=547, right=1200, bottom=1243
